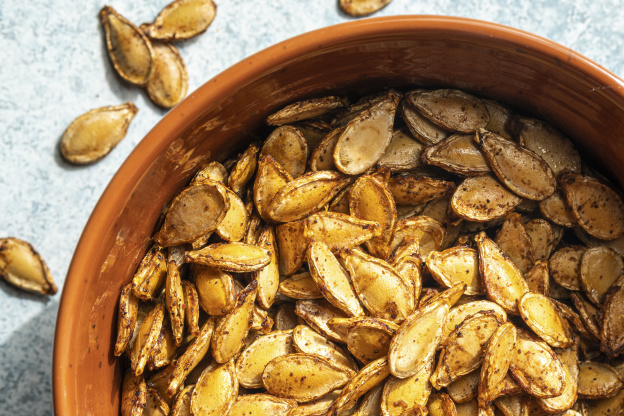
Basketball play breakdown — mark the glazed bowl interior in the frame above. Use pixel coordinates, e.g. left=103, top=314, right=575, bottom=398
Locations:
left=53, top=15, right=624, bottom=415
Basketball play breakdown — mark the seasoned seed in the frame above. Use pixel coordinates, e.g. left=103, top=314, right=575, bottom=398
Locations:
left=408, top=89, right=489, bottom=133
left=0, top=237, right=57, bottom=295
left=148, top=0, right=217, bottom=41
left=145, top=40, right=188, bottom=108
left=339, top=0, right=392, bottom=16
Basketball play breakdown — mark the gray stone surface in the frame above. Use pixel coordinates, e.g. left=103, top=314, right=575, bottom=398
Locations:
left=0, top=0, right=623, bottom=414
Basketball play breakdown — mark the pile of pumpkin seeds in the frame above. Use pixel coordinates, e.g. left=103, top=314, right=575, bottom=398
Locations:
left=114, top=87, right=624, bottom=416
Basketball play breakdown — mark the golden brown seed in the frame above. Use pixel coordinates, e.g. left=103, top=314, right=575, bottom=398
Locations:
left=339, top=0, right=392, bottom=16
left=345, top=318, right=398, bottom=364
left=154, top=182, right=229, bottom=247
left=228, top=394, right=296, bottom=416
left=288, top=390, right=342, bottom=416
left=181, top=281, right=200, bottom=336
left=388, top=300, right=449, bottom=378
left=228, top=143, right=260, bottom=195
left=130, top=304, right=165, bottom=376
left=275, top=219, right=307, bottom=276
left=508, top=331, right=566, bottom=398
left=267, top=96, right=348, bottom=126
left=115, top=283, right=140, bottom=356
left=482, top=99, right=513, bottom=139
left=293, top=325, right=358, bottom=374
left=169, top=385, right=193, bottom=416
left=60, top=103, right=138, bottom=164
left=420, top=133, right=490, bottom=176
left=523, top=218, right=556, bottom=261
left=408, top=89, right=489, bottom=133
left=260, top=126, right=309, bottom=178
left=509, top=116, right=581, bottom=176
left=570, top=292, right=602, bottom=341
left=309, top=126, right=343, bottom=172
left=549, top=246, right=586, bottom=291
left=475, top=129, right=556, bottom=200
left=390, top=216, right=446, bottom=257
left=580, top=246, right=624, bottom=305
left=121, top=371, right=146, bottom=416
left=425, top=246, right=483, bottom=295
left=401, top=97, right=450, bottom=145
left=451, top=175, right=521, bottom=222
left=348, top=175, right=397, bottom=259
left=448, top=371, right=480, bottom=404
left=524, top=260, right=550, bottom=296
left=378, top=128, right=425, bottom=171
left=191, top=161, right=228, bottom=185
left=340, top=248, right=414, bottom=322
left=578, top=362, right=623, bottom=399
left=185, top=242, right=271, bottom=272
left=518, top=292, right=573, bottom=348
left=535, top=338, right=579, bottom=413
left=215, top=188, right=248, bottom=242
left=144, top=386, right=169, bottom=416
left=353, top=383, right=384, bottom=416
left=279, top=272, right=323, bottom=299
left=268, top=171, right=350, bottom=222
left=132, top=246, right=168, bottom=302
left=100, top=6, right=153, bottom=86
left=148, top=0, right=217, bottom=41
left=166, top=262, right=185, bottom=345
left=145, top=40, right=188, bottom=109
left=387, top=173, right=456, bottom=205
left=0, top=237, right=57, bottom=295
left=252, top=227, right=280, bottom=309
left=478, top=322, right=516, bottom=406
left=440, top=300, right=507, bottom=347
left=262, top=353, right=351, bottom=402
left=430, top=311, right=501, bottom=389
left=560, top=172, right=624, bottom=240
left=194, top=265, right=236, bottom=315
left=333, top=92, right=400, bottom=175
left=235, top=330, right=296, bottom=389
left=295, top=299, right=349, bottom=343
left=539, top=190, right=578, bottom=228
left=304, top=211, right=381, bottom=252
left=427, top=392, right=458, bottom=416
left=327, top=357, right=391, bottom=415
left=600, top=274, right=624, bottom=357
left=307, top=241, right=364, bottom=317
left=190, top=360, right=238, bottom=416
left=254, top=155, right=293, bottom=223
left=166, top=318, right=215, bottom=396
left=382, top=357, right=435, bottom=415
left=494, top=213, right=535, bottom=274
left=211, top=281, right=257, bottom=363
left=475, top=232, right=529, bottom=315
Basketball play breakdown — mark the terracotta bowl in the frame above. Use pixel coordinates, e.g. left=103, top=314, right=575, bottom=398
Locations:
left=53, top=15, right=624, bottom=415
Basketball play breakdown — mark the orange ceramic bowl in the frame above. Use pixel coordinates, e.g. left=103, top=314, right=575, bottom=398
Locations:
left=53, top=15, right=624, bottom=415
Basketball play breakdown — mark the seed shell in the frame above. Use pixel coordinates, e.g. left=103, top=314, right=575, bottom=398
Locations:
left=170, top=385, right=194, bottom=416
left=254, top=155, right=293, bottom=222
left=228, top=143, right=260, bottom=195
left=401, top=97, right=450, bottom=145
left=475, top=232, right=529, bottom=315
left=268, top=171, right=350, bottom=222
left=304, top=211, right=381, bottom=252
left=154, top=182, right=229, bottom=247
left=353, top=383, right=384, bottom=416
left=340, top=248, right=414, bottom=322
left=145, top=387, right=170, bottom=416
left=345, top=317, right=398, bottom=364
left=145, top=40, right=188, bottom=109
left=408, top=89, right=489, bottom=133
left=190, top=360, right=238, bottom=416
left=194, top=265, right=236, bottom=315
left=523, top=219, right=556, bottom=261
left=276, top=219, right=307, bottom=275
left=295, top=299, right=349, bottom=343
left=440, top=300, right=507, bottom=347
left=228, top=394, right=296, bottom=416
left=539, top=190, right=578, bottom=227
left=578, top=362, right=623, bottom=399
left=426, top=246, right=483, bottom=295
left=121, top=371, right=146, bottom=416
left=378, top=128, right=425, bottom=171
left=600, top=274, right=624, bottom=357
left=388, top=300, right=449, bottom=378
left=181, top=281, right=200, bottom=336
left=448, top=370, right=480, bottom=404
left=267, top=96, right=348, bottom=126
left=132, top=246, right=168, bottom=301
left=478, top=322, right=517, bottom=406
left=518, top=292, right=573, bottom=348
left=148, top=0, right=217, bottom=40
left=260, top=126, right=309, bottom=178
left=215, top=188, right=248, bottom=242
left=279, top=272, right=323, bottom=299
left=339, top=0, right=392, bottom=16
left=494, top=213, right=535, bottom=274
left=307, top=241, right=364, bottom=317
left=100, top=6, right=153, bottom=86
left=390, top=216, right=446, bottom=257
left=262, top=353, right=351, bottom=403
left=130, top=304, right=165, bottom=376
left=333, top=92, right=400, bottom=175
left=549, top=246, right=586, bottom=291
left=535, top=338, right=579, bottom=413
left=560, top=173, right=624, bottom=240
left=185, top=242, right=271, bottom=272
left=451, top=175, right=521, bottom=222
left=309, top=127, right=343, bottom=172
left=382, top=357, right=435, bottom=416
left=427, top=392, right=458, bottom=416
left=166, top=262, right=185, bottom=345
left=60, top=103, right=138, bottom=164
left=0, top=237, right=57, bottom=295
left=579, top=246, right=624, bottom=305
left=524, top=260, right=550, bottom=296
left=253, top=227, right=280, bottom=309
left=293, top=325, right=358, bottom=374
left=115, top=283, right=140, bottom=356
left=387, top=174, right=456, bottom=206
left=420, top=133, right=490, bottom=176
left=235, top=329, right=296, bottom=389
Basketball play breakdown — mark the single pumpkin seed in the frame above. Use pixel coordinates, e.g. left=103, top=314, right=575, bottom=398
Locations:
left=539, top=190, right=578, bottom=228
left=420, top=133, right=490, bottom=176
left=535, top=338, right=579, bottom=413
left=494, top=213, right=535, bottom=275
left=549, top=246, right=586, bottom=291
left=194, top=264, right=236, bottom=315
left=60, top=103, right=138, bottom=164
left=253, top=227, right=280, bottom=309
left=309, top=127, right=343, bottom=172
left=130, top=304, right=165, bottom=376
left=389, top=216, right=446, bottom=257
left=482, top=99, right=513, bottom=140
left=279, top=272, right=323, bottom=299
left=451, top=175, right=522, bottom=222
left=378, top=128, right=425, bottom=171
left=185, top=242, right=271, bottom=272
left=0, top=237, right=57, bottom=295
left=345, top=317, right=398, bottom=364
left=215, top=187, right=248, bottom=242
left=267, top=96, right=348, bottom=126
left=353, top=383, right=383, bottom=416
left=100, top=6, right=153, bottom=86
left=339, top=0, right=392, bottom=16
left=524, top=260, right=550, bottom=296
left=523, top=219, right=556, bottom=261
left=228, top=394, right=296, bottom=416
left=425, top=246, right=483, bottom=295
left=190, top=360, right=238, bottom=416
left=145, top=386, right=170, bottom=416
left=132, top=246, right=168, bottom=301
left=400, top=97, right=450, bottom=145
left=121, top=371, right=146, bottom=416
left=166, top=262, right=185, bottom=345
left=145, top=40, right=188, bottom=109
left=387, top=173, right=456, bottom=206
left=408, top=89, right=489, bottom=133
left=304, top=211, right=381, bottom=252
left=577, top=362, right=623, bottom=399
left=262, top=353, right=351, bottom=403
left=382, top=357, right=435, bottom=416
left=228, top=143, right=260, bottom=195
left=295, top=299, right=349, bottom=343
left=148, top=0, right=217, bottom=40
left=275, top=219, right=307, bottom=275
left=293, top=325, right=358, bottom=375
left=440, top=300, right=507, bottom=348
left=600, top=274, right=624, bottom=357
left=289, top=389, right=342, bottom=416
left=448, top=370, right=480, bottom=404
left=478, top=322, right=517, bottom=406
left=518, top=292, right=573, bottom=348
left=169, top=384, right=194, bottom=416
left=191, top=160, right=229, bottom=185
left=560, top=173, right=624, bottom=240
left=333, top=92, right=400, bottom=175
left=115, top=283, right=140, bottom=356
left=427, top=392, right=458, bottom=416
left=260, top=126, right=309, bottom=178
left=181, top=280, right=200, bottom=336
left=570, top=292, right=602, bottom=341
left=580, top=246, right=624, bottom=305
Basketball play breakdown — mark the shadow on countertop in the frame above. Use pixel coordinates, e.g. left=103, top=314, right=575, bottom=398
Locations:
left=0, top=300, right=57, bottom=416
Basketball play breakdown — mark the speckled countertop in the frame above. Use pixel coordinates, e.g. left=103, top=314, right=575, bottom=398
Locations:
left=1, top=0, right=623, bottom=414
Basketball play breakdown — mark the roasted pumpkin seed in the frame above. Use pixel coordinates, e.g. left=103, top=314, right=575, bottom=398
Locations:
left=344, top=317, right=398, bottom=364
left=0, top=237, right=57, bottom=295
left=293, top=325, right=357, bottom=374
left=235, top=329, right=296, bottom=388
left=148, top=0, right=217, bottom=40
left=295, top=299, right=349, bottom=343
left=524, top=260, right=550, bottom=296
left=130, top=304, right=165, bottom=376
left=539, top=190, right=578, bottom=228
left=578, top=362, right=623, bottom=399
left=253, top=227, right=280, bottom=309
left=580, top=246, right=624, bottom=305
left=560, top=173, right=624, bottom=240
left=494, top=213, right=535, bottom=274
left=145, top=40, right=188, bottom=108
left=353, top=383, right=383, bottom=416
left=60, top=103, right=138, bottom=164
left=549, top=246, right=586, bottom=291
left=408, top=89, right=489, bottom=133
left=420, top=133, right=490, bottom=176
left=535, top=338, right=579, bottom=413
left=309, top=127, right=343, bottom=172
left=428, top=392, right=458, bottom=416
left=378, top=129, right=425, bottom=171
left=100, top=6, right=153, bottom=86
left=523, top=219, right=556, bottom=261
left=267, top=96, right=348, bottom=126
left=387, top=173, right=456, bottom=206
left=382, top=357, right=435, bottom=415
left=518, top=292, right=573, bottom=348
left=388, top=299, right=449, bottom=378
left=478, top=322, right=517, bottom=406
left=448, top=370, right=480, bottom=404
left=600, top=274, right=624, bottom=357
left=476, top=232, right=529, bottom=315
left=440, top=300, right=507, bottom=347
left=115, top=283, right=140, bottom=356
left=262, top=353, right=351, bottom=402
left=333, top=92, right=400, bottom=175
left=304, top=211, right=381, bottom=252
left=339, top=0, right=392, bottom=16
left=185, top=242, right=271, bottom=272
left=228, top=394, right=296, bottom=416
left=401, top=96, right=450, bottom=146
left=228, top=143, right=260, bottom=195
left=279, top=272, right=323, bottom=299
left=276, top=219, right=307, bottom=275
left=190, top=360, right=238, bottom=416
left=121, top=371, right=146, bottom=416
left=166, top=262, right=185, bottom=345
left=452, top=175, right=521, bottom=222
left=260, top=126, right=309, bottom=178
left=426, top=246, right=483, bottom=295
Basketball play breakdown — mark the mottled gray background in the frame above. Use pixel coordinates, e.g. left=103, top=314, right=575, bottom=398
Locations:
left=0, top=0, right=623, bottom=414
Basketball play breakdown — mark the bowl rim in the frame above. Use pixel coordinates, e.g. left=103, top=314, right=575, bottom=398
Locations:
left=52, top=14, right=624, bottom=415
